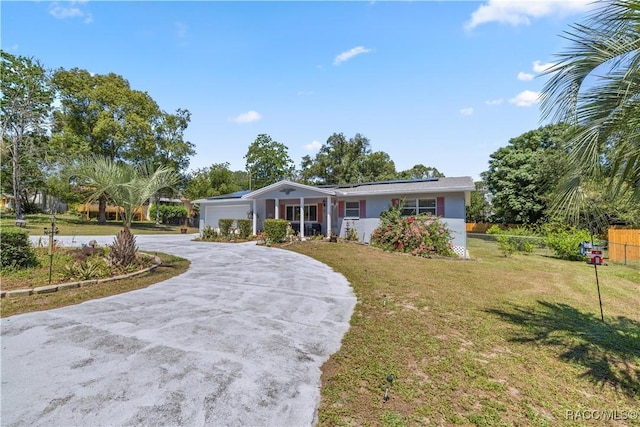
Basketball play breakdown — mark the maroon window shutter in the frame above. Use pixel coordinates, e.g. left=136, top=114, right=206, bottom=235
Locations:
left=338, top=201, right=345, bottom=218
left=436, top=197, right=445, bottom=217
left=317, top=203, right=323, bottom=222
left=359, top=200, right=366, bottom=218
left=280, top=203, right=285, bottom=220
left=266, top=199, right=275, bottom=219
left=392, top=198, right=399, bottom=208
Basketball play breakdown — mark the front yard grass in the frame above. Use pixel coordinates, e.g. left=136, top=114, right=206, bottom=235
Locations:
left=286, top=237, right=640, bottom=426
left=0, top=213, right=199, bottom=236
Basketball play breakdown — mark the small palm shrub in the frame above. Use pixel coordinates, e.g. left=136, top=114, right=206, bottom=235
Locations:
left=109, top=227, right=138, bottom=268
left=1, top=228, right=39, bottom=270
left=371, top=206, right=454, bottom=257
left=63, top=260, right=105, bottom=281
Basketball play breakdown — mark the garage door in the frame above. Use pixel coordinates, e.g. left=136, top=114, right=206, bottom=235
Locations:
left=205, top=204, right=251, bottom=229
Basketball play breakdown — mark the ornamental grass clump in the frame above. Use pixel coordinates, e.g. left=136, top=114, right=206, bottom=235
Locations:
left=371, top=206, right=454, bottom=257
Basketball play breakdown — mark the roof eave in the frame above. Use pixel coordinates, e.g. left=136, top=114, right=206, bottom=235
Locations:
left=338, top=186, right=475, bottom=197
left=242, top=180, right=336, bottom=199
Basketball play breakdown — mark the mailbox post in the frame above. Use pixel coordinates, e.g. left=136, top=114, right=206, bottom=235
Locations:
left=43, top=214, right=59, bottom=285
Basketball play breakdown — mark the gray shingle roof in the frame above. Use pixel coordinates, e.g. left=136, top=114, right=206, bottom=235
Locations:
left=335, top=177, right=474, bottom=196
left=192, top=177, right=474, bottom=203
left=191, top=190, right=251, bottom=204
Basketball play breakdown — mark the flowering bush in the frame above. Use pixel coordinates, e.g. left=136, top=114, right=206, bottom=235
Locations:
left=371, top=206, right=454, bottom=257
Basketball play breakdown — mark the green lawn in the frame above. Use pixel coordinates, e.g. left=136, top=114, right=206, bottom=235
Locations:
left=0, top=213, right=199, bottom=236
left=286, top=237, right=640, bottom=426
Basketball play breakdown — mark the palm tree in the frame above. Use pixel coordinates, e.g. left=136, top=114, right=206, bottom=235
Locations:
left=69, top=155, right=179, bottom=228
left=540, top=0, right=640, bottom=225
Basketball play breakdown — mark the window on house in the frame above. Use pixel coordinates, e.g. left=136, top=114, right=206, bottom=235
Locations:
left=345, top=201, right=360, bottom=217
left=401, top=198, right=436, bottom=216
left=418, top=198, right=436, bottom=215
left=401, top=199, right=417, bottom=216
left=285, top=205, right=318, bottom=221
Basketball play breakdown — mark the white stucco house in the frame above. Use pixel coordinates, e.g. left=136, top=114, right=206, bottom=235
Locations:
left=192, top=177, right=474, bottom=256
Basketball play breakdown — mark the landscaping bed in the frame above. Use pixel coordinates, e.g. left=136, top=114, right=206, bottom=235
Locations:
left=0, top=246, right=157, bottom=291
left=0, top=251, right=189, bottom=318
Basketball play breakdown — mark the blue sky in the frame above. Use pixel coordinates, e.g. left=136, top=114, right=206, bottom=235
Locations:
left=2, top=1, right=594, bottom=180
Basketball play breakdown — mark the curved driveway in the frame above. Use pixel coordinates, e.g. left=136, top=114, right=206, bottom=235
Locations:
left=1, top=235, right=356, bottom=426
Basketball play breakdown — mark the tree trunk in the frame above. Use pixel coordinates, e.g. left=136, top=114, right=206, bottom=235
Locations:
left=155, top=193, right=160, bottom=224
left=98, top=195, right=107, bottom=224
left=12, top=138, right=22, bottom=220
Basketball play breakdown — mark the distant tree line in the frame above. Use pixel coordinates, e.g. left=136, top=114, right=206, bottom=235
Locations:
left=184, top=132, right=444, bottom=199
left=1, top=50, right=194, bottom=223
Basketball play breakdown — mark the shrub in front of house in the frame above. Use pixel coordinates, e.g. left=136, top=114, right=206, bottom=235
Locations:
left=0, top=228, right=39, bottom=270
left=237, top=219, right=252, bottom=239
left=218, top=219, right=235, bottom=239
left=371, top=206, right=454, bottom=257
left=263, top=219, right=290, bottom=243
left=201, top=225, right=219, bottom=241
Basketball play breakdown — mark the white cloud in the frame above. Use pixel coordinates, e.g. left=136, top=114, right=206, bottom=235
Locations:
left=465, top=0, right=591, bottom=29
left=459, top=107, right=474, bottom=116
left=297, top=90, right=314, bottom=96
left=233, top=111, right=261, bottom=124
left=49, top=1, right=92, bottom=23
left=509, top=90, right=540, bottom=107
left=304, top=140, right=322, bottom=152
left=334, top=46, right=372, bottom=66
left=532, top=60, right=555, bottom=73
left=485, top=98, right=503, bottom=105
left=517, top=71, right=534, bottom=81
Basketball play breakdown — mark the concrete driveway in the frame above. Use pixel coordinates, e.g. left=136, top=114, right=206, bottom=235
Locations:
left=1, top=235, right=356, bottom=426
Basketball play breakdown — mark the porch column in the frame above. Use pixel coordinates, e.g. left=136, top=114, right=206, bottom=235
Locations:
left=326, top=196, right=332, bottom=238
left=252, top=199, right=257, bottom=235
left=299, top=197, right=305, bottom=239
left=275, top=198, right=280, bottom=219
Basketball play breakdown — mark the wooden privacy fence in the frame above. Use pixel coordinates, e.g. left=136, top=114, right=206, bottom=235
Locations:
left=466, top=222, right=493, bottom=233
left=608, top=228, right=640, bottom=264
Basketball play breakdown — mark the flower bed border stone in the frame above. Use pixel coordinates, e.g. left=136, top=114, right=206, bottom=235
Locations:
left=1, top=253, right=162, bottom=298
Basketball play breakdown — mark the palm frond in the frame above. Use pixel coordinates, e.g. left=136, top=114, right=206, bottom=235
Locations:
left=540, top=0, right=640, bottom=213
left=68, top=155, right=180, bottom=227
